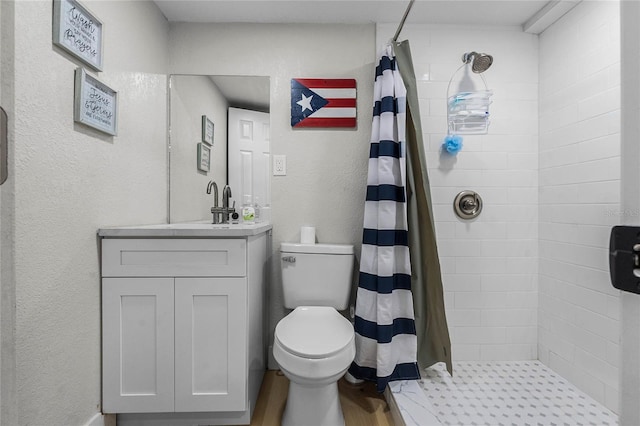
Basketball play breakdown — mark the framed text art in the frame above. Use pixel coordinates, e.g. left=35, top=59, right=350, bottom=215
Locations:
left=197, top=143, right=211, bottom=172
left=202, top=115, right=214, bottom=145
left=74, top=68, right=118, bottom=136
left=53, top=0, right=104, bottom=71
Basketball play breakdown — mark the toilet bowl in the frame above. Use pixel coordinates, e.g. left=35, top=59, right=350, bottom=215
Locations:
left=275, top=242, right=355, bottom=426
left=273, top=306, right=355, bottom=426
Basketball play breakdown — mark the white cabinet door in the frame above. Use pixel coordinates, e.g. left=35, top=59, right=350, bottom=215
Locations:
left=102, top=278, right=175, bottom=413
left=174, top=277, right=247, bottom=412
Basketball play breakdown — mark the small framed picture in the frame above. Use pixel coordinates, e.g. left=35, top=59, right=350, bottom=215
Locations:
left=74, top=67, right=117, bottom=135
left=202, top=115, right=214, bottom=146
left=197, top=143, right=211, bottom=172
left=53, top=0, right=104, bottom=71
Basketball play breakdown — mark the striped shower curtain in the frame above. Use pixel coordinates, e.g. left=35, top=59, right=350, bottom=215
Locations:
left=348, top=45, right=421, bottom=392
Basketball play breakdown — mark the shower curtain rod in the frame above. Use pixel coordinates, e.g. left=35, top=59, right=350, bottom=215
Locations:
left=392, top=0, right=415, bottom=42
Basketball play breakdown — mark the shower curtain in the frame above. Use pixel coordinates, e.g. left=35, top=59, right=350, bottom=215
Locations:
left=394, top=39, right=452, bottom=375
left=349, top=41, right=452, bottom=391
left=349, top=45, right=421, bottom=392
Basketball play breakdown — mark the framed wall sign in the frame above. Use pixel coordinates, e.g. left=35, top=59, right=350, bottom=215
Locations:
left=53, top=0, right=104, bottom=71
left=202, top=115, right=214, bottom=145
left=291, top=78, right=357, bottom=128
left=197, top=143, right=211, bottom=172
left=74, top=68, right=118, bottom=136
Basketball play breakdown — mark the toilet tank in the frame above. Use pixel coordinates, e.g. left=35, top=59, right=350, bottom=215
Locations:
left=280, top=243, right=354, bottom=310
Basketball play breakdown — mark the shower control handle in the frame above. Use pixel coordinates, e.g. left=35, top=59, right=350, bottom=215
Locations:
left=453, top=190, right=483, bottom=220
left=461, top=197, right=477, bottom=210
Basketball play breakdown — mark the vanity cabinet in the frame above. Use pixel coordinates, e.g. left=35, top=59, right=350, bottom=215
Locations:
left=98, top=226, right=270, bottom=425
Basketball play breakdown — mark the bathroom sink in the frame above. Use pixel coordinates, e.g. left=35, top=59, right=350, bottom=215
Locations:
left=98, top=221, right=272, bottom=237
left=164, top=223, right=231, bottom=229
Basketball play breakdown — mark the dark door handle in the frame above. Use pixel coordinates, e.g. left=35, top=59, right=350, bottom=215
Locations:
left=609, top=226, right=640, bottom=294
left=0, top=106, right=6, bottom=185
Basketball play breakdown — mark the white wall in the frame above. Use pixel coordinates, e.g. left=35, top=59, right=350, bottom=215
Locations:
left=0, top=0, right=17, bottom=423
left=538, top=1, right=621, bottom=412
left=9, top=1, right=169, bottom=424
left=378, top=23, right=539, bottom=362
left=620, top=1, right=640, bottom=423
left=169, top=23, right=375, bottom=366
left=170, top=75, right=228, bottom=223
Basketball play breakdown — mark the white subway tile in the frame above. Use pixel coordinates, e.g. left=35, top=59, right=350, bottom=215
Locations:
left=480, top=344, right=536, bottom=361
left=574, top=347, right=618, bottom=388
left=577, top=134, right=620, bottom=163
left=481, top=309, right=537, bottom=327
left=606, top=341, right=619, bottom=368
left=455, top=257, right=507, bottom=274
left=481, top=274, right=536, bottom=292
left=455, top=222, right=508, bottom=239
left=454, top=292, right=483, bottom=309
left=506, top=326, right=537, bottom=344
left=447, top=309, right=482, bottom=327
left=507, top=152, right=538, bottom=170
left=453, top=326, right=506, bottom=345
left=442, top=274, right=482, bottom=292
left=506, top=221, right=538, bottom=239
left=451, top=344, right=480, bottom=361
left=577, top=87, right=620, bottom=121
left=507, top=187, right=538, bottom=204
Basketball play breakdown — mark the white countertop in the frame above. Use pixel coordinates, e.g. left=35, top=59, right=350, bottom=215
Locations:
left=98, top=221, right=272, bottom=237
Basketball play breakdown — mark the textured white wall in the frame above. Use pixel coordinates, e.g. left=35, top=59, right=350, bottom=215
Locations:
left=538, top=1, right=621, bottom=413
left=378, top=23, right=540, bottom=362
left=169, top=23, right=375, bottom=367
left=170, top=75, right=228, bottom=223
left=11, top=1, right=168, bottom=424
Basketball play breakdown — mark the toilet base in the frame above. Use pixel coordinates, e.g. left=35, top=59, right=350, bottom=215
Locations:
left=282, top=380, right=344, bottom=426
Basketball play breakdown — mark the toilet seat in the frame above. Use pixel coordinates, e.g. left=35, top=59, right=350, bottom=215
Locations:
left=275, top=306, right=354, bottom=359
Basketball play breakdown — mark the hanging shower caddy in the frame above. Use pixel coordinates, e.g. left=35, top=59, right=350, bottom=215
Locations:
left=446, top=52, right=494, bottom=135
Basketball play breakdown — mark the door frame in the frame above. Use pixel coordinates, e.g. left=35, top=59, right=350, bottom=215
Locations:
left=620, top=1, right=640, bottom=422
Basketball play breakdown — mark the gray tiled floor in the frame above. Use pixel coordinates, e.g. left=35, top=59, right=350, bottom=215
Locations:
left=421, top=361, right=618, bottom=426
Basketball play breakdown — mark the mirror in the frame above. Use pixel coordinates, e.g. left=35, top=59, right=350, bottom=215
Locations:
left=168, top=75, right=270, bottom=223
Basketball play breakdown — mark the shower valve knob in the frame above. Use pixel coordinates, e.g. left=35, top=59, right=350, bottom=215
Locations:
left=454, top=190, right=482, bottom=220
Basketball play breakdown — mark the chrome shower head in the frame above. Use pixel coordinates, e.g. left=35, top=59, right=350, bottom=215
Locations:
left=462, top=51, right=493, bottom=73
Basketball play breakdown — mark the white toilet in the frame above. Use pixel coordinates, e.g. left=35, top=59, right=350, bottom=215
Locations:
left=273, top=242, right=356, bottom=426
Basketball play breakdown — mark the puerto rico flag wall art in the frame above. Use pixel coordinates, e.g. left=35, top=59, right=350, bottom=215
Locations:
left=291, top=78, right=357, bottom=128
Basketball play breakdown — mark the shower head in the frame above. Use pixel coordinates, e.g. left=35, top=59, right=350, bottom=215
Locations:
left=462, top=52, right=493, bottom=73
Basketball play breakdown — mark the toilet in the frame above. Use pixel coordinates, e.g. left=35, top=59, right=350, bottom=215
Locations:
left=273, top=242, right=356, bottom=426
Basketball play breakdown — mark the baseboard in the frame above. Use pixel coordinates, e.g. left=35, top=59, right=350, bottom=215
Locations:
left=85, top=412, right=116, bottom=426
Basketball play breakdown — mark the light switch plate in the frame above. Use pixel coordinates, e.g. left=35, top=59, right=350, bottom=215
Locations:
left=273, top=155, right=286, bottom=176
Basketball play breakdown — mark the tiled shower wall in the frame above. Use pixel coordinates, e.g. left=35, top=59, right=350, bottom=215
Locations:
left=538, top=1, right=621, bottom=413
left=377, top=24, right=539, bottom=361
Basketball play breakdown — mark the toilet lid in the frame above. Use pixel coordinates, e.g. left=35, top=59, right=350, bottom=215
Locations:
left=276, top=306, right=354, bottom=359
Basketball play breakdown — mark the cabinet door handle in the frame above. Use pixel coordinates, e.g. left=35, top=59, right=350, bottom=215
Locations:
left=0, top=106, right=6, bottom=185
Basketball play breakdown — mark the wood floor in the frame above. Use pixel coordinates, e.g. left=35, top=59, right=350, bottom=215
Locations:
left=248, top=370, right=395, bottom=426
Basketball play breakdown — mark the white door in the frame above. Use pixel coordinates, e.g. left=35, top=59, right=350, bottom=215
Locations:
left=174, top=277, right=247, bottom=412
left=228, top=108, right=270, bottom=216
left=102, top=278, right=175, bottom=413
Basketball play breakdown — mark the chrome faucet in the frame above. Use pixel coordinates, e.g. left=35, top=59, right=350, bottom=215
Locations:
left=207, top=181, right=236, bottom=224
left=206, top=180, right=221, bottom=224
left=222, top=185, right=236, bottom=224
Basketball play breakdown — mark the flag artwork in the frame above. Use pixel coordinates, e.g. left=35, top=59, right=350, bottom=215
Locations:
left=291, top=78, right=357, bottom=128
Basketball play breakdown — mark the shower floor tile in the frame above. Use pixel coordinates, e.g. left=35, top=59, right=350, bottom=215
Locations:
left=420, top=361, right=618, bottom=426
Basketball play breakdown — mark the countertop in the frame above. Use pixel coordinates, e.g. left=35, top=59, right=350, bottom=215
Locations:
left=98, top=221, right=272, bottom=238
